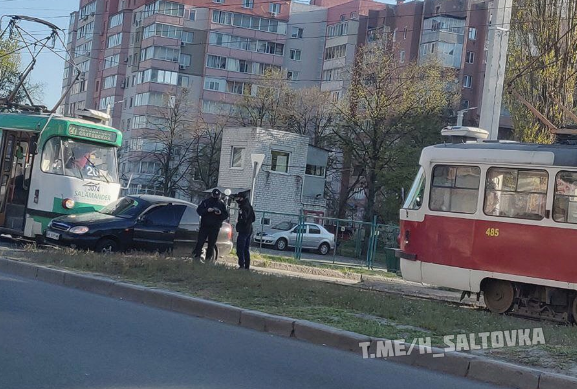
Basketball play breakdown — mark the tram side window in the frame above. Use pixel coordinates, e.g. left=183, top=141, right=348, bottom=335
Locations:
left=41, top=137, right=64, bottom=175
left=553, top=171, right=577, bottom=224
left=484, top=168, right=548, bottom=220
left=429, top=165, right=480, bottom=214
left=403, top=167, right=425, bottom=210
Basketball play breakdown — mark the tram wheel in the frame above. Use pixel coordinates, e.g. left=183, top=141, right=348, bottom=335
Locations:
left=483, top=279, right=515, bottom=314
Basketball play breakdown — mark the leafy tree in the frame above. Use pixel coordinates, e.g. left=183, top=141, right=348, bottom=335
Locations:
left=333, top=39, right=456, bottom=223
left=0, top=37, right=43, bottom=105
left=506, top=0, right=577, bottom=143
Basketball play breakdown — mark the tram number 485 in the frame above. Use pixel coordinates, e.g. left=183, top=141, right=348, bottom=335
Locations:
left=485, top=228, right=500, bottom=237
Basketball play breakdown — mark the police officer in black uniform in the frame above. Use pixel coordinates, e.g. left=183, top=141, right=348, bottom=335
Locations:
left=234, top=192, right=255, bottom=270
left=193, top=188, right=229, bottom=261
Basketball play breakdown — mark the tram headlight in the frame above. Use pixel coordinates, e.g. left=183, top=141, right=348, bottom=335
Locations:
left=69, top=226, right=89, bottom=235
left=62, top=198, right=75, bottom=209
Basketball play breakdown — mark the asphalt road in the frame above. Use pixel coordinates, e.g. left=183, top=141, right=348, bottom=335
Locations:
left=0, top=272, right=504, bottom=389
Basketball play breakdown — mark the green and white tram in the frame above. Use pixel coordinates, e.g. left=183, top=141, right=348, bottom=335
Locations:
left=0, top=110, right=122, bottom=239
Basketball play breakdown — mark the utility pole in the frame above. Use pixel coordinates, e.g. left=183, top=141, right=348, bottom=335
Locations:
left=479, top=0, right=513, bottom=140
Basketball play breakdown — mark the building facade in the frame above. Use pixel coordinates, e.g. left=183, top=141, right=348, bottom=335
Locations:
left=218, top=127, right=327, bottom=225
left=62, top=0, right=507, bottom=212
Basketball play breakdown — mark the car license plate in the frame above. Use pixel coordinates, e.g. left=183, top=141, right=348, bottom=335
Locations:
left=46, top=231, right=60, bottom=240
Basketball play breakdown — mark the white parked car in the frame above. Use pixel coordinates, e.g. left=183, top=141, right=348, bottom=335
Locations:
left=254, top=221, right=335, bottom=255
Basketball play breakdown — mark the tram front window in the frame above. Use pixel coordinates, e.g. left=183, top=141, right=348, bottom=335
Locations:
left=403, top=167, right=425, bottom=210
left=41, top=137, right=118, bottom=183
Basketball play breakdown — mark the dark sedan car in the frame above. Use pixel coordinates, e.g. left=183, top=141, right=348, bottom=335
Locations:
left=44, top=195, right=233, bottom=259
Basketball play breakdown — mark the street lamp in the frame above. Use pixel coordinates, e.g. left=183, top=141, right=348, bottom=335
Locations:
left=105, top=100, right=124, bottom=126
left=456, top=106, right=477, bottom=126
left=250, top=154, right=265, bottom=205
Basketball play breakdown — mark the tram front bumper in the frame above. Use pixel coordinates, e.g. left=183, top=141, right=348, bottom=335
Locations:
left=44, top=228, right=100, bottom=250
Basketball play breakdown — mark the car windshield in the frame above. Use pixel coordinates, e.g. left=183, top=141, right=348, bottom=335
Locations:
left=41, top=136, right=119, bottom=183
left=99, top=197, right=142, bottom=218
left=272, top=221, right=296, bottom=231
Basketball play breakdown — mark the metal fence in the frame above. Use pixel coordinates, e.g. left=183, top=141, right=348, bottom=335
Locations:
left=228, top=205, right=400, bottom=271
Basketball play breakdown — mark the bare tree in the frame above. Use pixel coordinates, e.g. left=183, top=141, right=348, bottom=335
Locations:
left=234, top=68, right=292, bottom=128
left=134, top=89, right=197, bottom=197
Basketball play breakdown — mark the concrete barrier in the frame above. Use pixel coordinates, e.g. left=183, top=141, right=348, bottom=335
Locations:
left=539, top=372, right=577, bottom=389
left=293, top=320, right=370, bottom=353
left=467, top=359, right=540, bottom=389
left=109, top=282, right=174, bottom=310
left=0, top=258, right=38, bottom=278
left=35, top=266, right=66, bottom=285
left=171, top=295, right=242, bottom=325
left=240, top=310, right=295, bottom=337
left=63, top=272, right=116, bottom=296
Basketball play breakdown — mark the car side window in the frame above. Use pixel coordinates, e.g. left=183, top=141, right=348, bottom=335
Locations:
left=179, top=206, right=200, bottom=227
left=293, top=225, right=307, bottom=234
left=144, top=205, right=186, bottom=227
left=309, top=226, right=321, bottom=234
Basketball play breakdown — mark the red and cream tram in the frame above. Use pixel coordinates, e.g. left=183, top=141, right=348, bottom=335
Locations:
left=398, top=128, right=577, bottom=322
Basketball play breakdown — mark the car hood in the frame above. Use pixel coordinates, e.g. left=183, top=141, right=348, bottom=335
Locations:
left=52, top=212, right=127, bottom=226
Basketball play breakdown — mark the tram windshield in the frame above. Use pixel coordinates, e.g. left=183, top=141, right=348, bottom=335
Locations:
left=403, top=167, right=425, bottom=209
left=41, top=137, right=118, bottom=183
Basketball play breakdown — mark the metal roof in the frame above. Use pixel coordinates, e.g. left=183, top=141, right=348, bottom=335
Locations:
left=424, top=141, right=577, bottom=168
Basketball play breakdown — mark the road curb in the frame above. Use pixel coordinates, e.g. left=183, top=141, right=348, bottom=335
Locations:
left=2, top=258, right=576, bottom=389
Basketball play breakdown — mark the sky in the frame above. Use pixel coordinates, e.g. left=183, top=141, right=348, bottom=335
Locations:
left=0, top=0, right=77, bottom=109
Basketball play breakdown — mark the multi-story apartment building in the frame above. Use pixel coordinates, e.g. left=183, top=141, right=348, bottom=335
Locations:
left=62, top=0, right=505, bottom=206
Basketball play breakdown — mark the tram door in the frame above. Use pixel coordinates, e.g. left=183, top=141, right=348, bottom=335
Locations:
left=0, top=131, right=35, bottom=231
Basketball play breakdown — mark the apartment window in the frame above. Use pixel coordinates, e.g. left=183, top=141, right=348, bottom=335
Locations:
left=403, top=27, right=407, bottom=39
left=143, top=1, right=184, bottom=17
left=189, top=10, right=196, bottom=20
left=178, top=75, right=190, bottom=87
left=287, top=71, right=299, bottom=81
left=242, top=0, right=253, bottom=8
left=213, top=0, right=224, bottom=3
left=206, top=55, right=226, bottom=69
left=462, top=100, right=470, bottom=109
left=109, top=13, right=123, bottom=28
left=179, top=54, right=191, bottom=67
left=103, top=75, right=117, bottom=89
left=463, top=75, right=472, bottom=88
left=99, top=96, right=115, bottom=110
left=289, top=49, right=301, bottom=61
left=399, top=50, right=406, bottom=63
left=327, top=22, right=348, bottom=38
left=227, top=81, right=252, bottom=95
left=291, top=27, right=303, bottom=38
left=430, top=165, right=481, bottom=214
left=231, top=147, right=244, bottom=168
left=468, top=27, right=477, bottom=40
left=466, top=51, right=475, bottom=64
left=553, top=171, right=577, bottom=223
left=107, top=33, right=122, bottom=48
left=181, top=31, right=194, bottom=43
left=306, top=164, right=325, bottom=177
left=78, top=60, right=90, bottom=72
left=269, top=3, right=281, bottom=15
left=204, top=77, right=226, bottom=92
left=324, top=44, right=346, bottom=60
left=271, top=151, right=290, bottom=173
left=435, top=5, right=441, bottom=14
left=212, top=10, right=287, bottom=34
left=484, top=168, right=548, bottom=220
left=322, top=68, right=341, bottom=81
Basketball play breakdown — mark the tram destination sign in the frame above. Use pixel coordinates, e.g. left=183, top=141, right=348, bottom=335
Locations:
left=69, top=125, right=117, bottom=143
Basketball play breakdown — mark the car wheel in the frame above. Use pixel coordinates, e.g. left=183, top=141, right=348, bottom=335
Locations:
left=318, top=242, right=330, bottom=255
left=95, top=238, right=118, bottom=254
left=274, top=238, right=288, bottom=251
